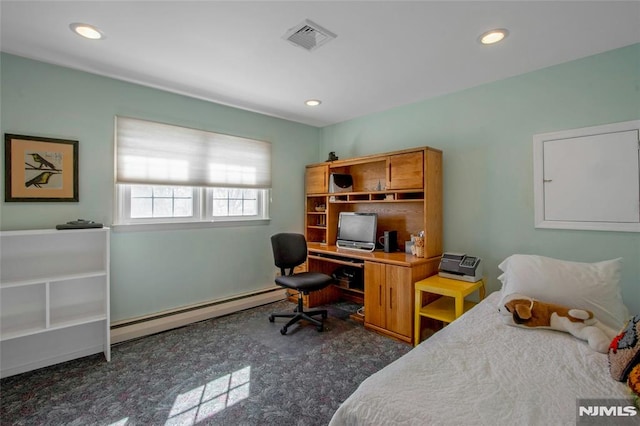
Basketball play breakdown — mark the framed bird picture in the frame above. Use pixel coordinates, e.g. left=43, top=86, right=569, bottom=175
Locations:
left=4, top=134, right=79, bottom=202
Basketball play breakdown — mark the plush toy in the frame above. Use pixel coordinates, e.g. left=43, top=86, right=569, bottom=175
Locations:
left=499, top=293, right=617, bottom=353
left=609, top=314, right=640, bottom=381
left=628, top=364, right=640, bottom=409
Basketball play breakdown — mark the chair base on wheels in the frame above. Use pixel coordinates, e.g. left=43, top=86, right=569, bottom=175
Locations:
left=269, top=292, right=327, bottom=335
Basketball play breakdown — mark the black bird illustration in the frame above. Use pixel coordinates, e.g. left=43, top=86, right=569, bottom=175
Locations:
left=28, top=153, right=56, bottom=170
left=25, top=171, right=56, bottom=188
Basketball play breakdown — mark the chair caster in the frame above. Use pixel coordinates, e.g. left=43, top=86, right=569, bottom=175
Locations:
left=280, top=327, right=287, bottom=335
left=322, top=312, right=328, bottom=319
left=268, top=315, right=274, bottom=323
left=316, top=325, right=323, bottom=332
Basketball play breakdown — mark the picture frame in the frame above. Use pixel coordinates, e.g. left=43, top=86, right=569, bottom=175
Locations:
left=4, top=134, right=79, bottom=202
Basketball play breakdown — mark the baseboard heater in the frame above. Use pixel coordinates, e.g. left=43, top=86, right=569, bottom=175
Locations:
left=110, top=287, right=286, bottom=344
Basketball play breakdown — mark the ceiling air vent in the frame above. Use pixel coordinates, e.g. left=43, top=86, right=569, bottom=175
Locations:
left=283, top=19, right=337, bottom=52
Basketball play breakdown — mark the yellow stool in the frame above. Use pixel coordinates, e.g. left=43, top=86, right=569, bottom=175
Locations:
left=414, top=275, right=485, bottom=346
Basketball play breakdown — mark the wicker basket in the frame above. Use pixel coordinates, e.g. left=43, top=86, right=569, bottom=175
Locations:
left=411, top=236, right=425, bottom=258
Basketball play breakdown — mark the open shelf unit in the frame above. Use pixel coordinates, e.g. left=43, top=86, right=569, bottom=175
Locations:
left=0, top=228, right=110, bottom=378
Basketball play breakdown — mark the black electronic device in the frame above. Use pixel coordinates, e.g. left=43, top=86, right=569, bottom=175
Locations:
left=329, top=173, right=353, bottom=193
left=56, top=219, right=103, bottom=230
left=332, top=266, right=363, bottom=290
left=380, top=230, right=398, bottom=253
left=336, top=212, right=377, bottom=252
left=438, top=252, right=483, bottom=282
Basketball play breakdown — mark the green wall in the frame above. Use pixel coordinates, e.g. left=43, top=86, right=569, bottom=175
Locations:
left=2, top=44, right=639, bottom=322
left=320, top=43, right=640, bottom=315
left=0, top=53, right=321, bottom=321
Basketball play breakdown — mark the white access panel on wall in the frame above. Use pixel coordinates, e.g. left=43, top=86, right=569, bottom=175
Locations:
left=533, top=120, right=640, bottom=232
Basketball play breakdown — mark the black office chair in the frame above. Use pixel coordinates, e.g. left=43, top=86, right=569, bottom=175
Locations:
left=269, top=233, right=334, bottom=335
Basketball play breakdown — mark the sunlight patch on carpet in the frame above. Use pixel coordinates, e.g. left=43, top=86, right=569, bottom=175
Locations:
left=165, top=366, right=251, bottom=425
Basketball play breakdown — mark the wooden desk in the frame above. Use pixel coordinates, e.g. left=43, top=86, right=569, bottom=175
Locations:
left=308, top=243, right=433, bottom=267
left=306, top=243, right=440, bottom=344
left=414, top=275, right=485, bottom=346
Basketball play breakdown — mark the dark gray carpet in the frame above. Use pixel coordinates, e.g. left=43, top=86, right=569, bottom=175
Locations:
left=1, top=300, right=411, bottom=425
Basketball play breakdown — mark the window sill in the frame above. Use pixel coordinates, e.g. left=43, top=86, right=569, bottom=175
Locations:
left=112, top=219, right=270, bottom=233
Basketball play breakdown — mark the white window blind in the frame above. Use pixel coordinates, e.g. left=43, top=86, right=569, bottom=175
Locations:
left=115, top=116, right=271, bottom=188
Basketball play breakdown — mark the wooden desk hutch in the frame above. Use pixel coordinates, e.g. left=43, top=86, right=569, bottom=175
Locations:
left=300, top=146, right=443, bottom=343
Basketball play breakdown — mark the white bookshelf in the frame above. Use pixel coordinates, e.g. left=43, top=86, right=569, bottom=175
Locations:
left=0, top=228, right=110, bottom=378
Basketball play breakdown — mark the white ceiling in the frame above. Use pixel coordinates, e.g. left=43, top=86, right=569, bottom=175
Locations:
left=2, top=1, right=639, bottom=127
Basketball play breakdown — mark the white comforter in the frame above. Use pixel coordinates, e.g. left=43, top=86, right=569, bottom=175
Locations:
left=330, top=292, right=629, bottom=426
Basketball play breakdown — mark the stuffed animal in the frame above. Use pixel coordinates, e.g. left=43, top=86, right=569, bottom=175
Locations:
left=499, top=293, right=616, bottom=353
left=628, top=364, right=640, bottom=408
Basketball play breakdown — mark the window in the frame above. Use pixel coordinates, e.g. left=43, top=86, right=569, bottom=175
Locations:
left=114, top=117, right=271, bottom=228
left=131, top=186, right=195, bottom=218
left=210, top=188, right=259, bottom=217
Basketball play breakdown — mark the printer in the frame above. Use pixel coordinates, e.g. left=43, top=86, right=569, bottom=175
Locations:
left=438, top=252, right=483, bottom=282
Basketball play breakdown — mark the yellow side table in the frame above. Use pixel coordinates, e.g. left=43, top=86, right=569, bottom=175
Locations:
left=414, top=275, right=485, bottom=346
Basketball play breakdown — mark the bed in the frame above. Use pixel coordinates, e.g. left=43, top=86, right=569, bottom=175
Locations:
left=330, top=255, right=637, bottom=426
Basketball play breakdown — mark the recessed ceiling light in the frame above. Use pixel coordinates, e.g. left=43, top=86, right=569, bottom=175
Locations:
left=70, top=23, right=105, bottom=40
left=305, top=99, right=322, bottom=107
left=479, top=28, right=508, bottom=45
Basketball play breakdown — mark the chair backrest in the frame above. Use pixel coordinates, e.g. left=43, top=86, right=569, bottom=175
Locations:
left=271, top=233, right=308, bottom=274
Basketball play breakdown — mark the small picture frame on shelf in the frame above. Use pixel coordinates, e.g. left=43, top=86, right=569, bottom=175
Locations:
left=4, top=134, right=79, bottom=202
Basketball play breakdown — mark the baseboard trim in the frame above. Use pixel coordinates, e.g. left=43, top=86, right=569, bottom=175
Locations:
left=110, top=287, right=286, bottom=344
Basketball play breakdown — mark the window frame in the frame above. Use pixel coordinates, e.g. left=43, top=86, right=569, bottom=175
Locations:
left=114, top=184, right=270, bottom=231
left=204, top=188, right=270, bottom=223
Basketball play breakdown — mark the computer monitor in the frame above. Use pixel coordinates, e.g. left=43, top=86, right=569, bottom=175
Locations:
left=336, top=212, right=377, bottom=252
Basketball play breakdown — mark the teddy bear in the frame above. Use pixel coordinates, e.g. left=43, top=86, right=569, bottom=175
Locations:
left=499, top=293, right=617, bottom=353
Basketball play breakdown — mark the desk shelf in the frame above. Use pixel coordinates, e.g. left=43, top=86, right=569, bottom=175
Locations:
left=329, top=190, right=424, bottom=203
left=308, top=254, right=364, bottom=268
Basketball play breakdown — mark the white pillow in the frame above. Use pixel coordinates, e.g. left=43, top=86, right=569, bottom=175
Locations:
left=498, top=254, right=628, bottom=330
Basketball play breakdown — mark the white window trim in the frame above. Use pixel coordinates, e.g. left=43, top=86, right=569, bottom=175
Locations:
left=117, top=185, right=203, bottom=225
left=204, top=188, right=270, bottom=222
left=113, top=185, right=271, bottom=232
left=112, top=219, right=271, bottom=233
